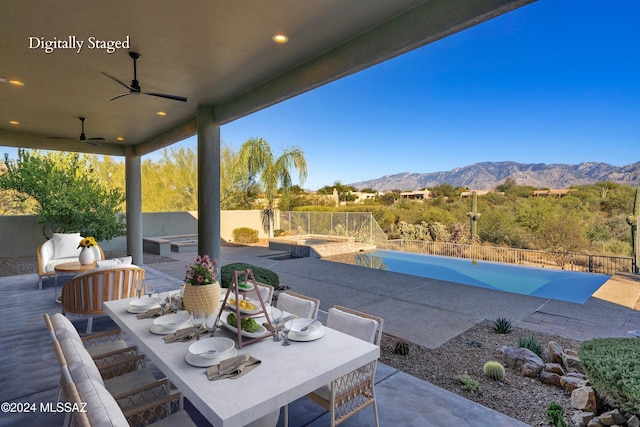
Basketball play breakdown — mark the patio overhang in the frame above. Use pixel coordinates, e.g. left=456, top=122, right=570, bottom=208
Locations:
left=1, top=0, right=535, bottom=154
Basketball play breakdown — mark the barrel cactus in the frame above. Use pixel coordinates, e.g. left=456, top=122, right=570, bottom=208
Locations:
left=483, top=361, right=505, bottom=381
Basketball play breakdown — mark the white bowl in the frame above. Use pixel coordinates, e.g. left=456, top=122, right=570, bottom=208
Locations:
left=188, top=337, right=235, bottom=359
left=285, top=318, right=322, bottom=335
left=153, top=312, right=191, bottom=328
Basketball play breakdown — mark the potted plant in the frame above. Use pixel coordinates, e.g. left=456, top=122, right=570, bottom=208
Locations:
left=182, top=255, right=221, bottom=316
left=77, top=236, right=98, bottom=265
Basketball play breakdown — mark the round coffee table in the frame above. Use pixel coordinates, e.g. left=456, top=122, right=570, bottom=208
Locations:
left=54, top=261, right=97, bottom=303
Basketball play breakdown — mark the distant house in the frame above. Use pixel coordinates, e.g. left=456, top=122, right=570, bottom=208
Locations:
left=399, top=189, right=431, bottom=200
left=533, top=189, right=576, bottom=197
left=459, top=190, right=494, bottom=198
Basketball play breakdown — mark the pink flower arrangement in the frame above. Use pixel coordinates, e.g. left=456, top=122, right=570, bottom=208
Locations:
left=185, top=254, right=219, bottom=286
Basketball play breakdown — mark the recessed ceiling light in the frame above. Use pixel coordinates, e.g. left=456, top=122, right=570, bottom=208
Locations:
left=9, top=80, right=24, bottom=86
left=156, top=111, right=167, bottom=116
left=272, top=33, right=289, bottom=44
left=9, top=120, right=19, bottom=125
left=116, top=137, right=124, bottom=141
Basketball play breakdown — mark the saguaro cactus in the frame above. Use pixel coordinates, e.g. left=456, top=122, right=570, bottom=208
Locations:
left=466, top=191, right=481, bottom=240
left=626, top=188, right=640, bottom=273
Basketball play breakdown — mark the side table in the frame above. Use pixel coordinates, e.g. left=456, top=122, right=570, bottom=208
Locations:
left=54, top=261, right=96, bottom=303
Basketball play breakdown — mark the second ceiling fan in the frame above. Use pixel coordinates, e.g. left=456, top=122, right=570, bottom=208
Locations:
left=102, top=52, right=187, bottom=102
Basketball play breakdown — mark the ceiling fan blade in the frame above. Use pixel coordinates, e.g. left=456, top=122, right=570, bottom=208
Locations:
left=88, top=137, right=106, bottom=141
left=101, top=72, right=134, bottom=91
left=142, top=91, right=187, bottom=102
left=108, top=92, right=131, bottom=101
left=47, top=136, right=74, bottom=140
left=86, top=140, right=99, bottom=146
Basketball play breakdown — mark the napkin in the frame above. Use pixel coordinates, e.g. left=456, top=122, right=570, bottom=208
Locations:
left=136, top=306, right=175, bottom=319
left=163, top=325, right=205, bottom=343
left=206, top=353, right=261, bottom=381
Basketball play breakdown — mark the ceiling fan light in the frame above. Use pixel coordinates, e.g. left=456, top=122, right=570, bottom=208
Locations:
left=272, top=33, right=288, bottom=44
left=156, top=111, right=167, bottom=116
left=117, top=137, right=124, bottom=141
left=9, top=120, right=19, bottom=125
left=9, top=80, right=24, bottom=86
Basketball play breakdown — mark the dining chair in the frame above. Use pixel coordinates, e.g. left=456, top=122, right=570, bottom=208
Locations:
left=276, top=290, right=320, bottom=319
left=255, top=282, right=274, bottom=306
left=306, top=305, right=383, bottom=427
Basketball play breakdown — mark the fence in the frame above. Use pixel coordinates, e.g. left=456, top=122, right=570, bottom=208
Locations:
left=278, top=211, right=388, bottom=246
left=277, top=212, right=635, bottom=275
left=383, top=239, right=635, bottom=276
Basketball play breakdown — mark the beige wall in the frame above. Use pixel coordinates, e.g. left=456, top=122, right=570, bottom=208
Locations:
left=0, top=210, right=275, bottom=257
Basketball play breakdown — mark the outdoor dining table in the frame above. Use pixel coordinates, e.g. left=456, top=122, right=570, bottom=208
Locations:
left=104, top=298, right=380, bottom=427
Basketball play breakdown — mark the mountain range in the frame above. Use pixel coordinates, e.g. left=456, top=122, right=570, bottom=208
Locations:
left=349, top=161, right=640, bottom=191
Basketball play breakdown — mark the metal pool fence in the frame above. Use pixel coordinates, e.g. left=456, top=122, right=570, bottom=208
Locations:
left=278, top=211, right=634, bottom=275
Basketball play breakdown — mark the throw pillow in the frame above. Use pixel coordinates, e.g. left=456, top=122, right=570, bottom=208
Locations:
left=52, top=233, right=82, bottom=259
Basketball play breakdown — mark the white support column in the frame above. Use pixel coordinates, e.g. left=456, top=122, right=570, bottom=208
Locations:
left=197, top=107, right=221, bottom=263
left=125, top=147, right=143, bottom=266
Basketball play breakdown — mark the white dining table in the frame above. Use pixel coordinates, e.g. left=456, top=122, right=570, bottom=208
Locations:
left=103, top=298, right=380, bottom=427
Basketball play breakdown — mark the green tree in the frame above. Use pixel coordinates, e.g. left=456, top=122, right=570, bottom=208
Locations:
left=0, top=149, right=126, bottom=241
left=237, top=137, right=307, bottom=236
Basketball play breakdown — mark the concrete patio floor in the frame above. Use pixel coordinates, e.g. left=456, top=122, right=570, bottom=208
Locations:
left=2, top=244, right=640, bottom=427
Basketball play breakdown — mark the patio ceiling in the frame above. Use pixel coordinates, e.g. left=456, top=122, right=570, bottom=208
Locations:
left=0, top=0, right=534, bottom=158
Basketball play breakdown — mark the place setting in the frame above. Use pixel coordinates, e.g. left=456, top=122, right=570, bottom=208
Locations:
left=185, top=336, right=238, bottom=368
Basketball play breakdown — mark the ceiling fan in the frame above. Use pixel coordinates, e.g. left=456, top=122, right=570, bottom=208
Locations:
left=47, top=117, right=105, bottom=146
left=102, top=52, right=187, bottom=102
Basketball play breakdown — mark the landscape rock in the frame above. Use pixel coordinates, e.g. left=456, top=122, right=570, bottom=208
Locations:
left=561, top=375, right=583, bottom=392
left=564, top=352, right=584, bottom=373
left=501, top=346, right=544, bottom=377
left=599, top=409, right=627, bottom=426
left=540, top=370, right=563, bottom=387
left=571, top=386, right=597, bottom=412
left=545, top=362, right=565, bottom=375
left=573, top=411, right=596, bottom=426
left=627, top=415, right=640, bottom=427
left=586, top=416, right=604, bottom=427
left=548, top=341, right=565, bottom=364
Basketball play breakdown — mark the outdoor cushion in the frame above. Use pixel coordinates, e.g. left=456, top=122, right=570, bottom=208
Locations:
left=75, top=377, right=129, bottom=427
left=277, top=292, right=317, bottom=319
left=96, top=259, right=118, bottom=270
left=50, top=313, right=83, bottom=343
left=326, top=307, right=378, bottom=344
left=58, top=330, right=105, bottom=386
left=52, top=233, right=82, bottom=259
left=115, top=256, right=132, bottom=266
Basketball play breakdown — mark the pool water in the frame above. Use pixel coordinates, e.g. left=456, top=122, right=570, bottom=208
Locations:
left=355, top=250, right=610, bottom=304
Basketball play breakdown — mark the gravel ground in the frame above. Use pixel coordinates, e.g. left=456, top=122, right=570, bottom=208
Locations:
left=3, top=254, right=580, bottom=425
left=381, top=320, right=581, bottom=426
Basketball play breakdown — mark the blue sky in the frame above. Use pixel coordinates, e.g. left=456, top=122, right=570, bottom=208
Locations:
left=215, top=0, right=640, bottom=190
left=4, top=1, right=639, bottom=191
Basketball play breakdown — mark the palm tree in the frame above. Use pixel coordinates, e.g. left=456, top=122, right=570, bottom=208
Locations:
left=237, top=137, right=307, bottom=236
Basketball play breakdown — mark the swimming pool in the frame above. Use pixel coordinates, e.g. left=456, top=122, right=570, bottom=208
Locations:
left=354, top=250, right=610, bottom=304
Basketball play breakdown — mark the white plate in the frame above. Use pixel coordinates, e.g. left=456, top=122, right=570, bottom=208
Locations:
left=127, top=303, right=160, bottom=314
left=285, top=318, right=323, bottom=335
left=287, top=326, right=325, bottom=342
left=221, top=311, right=269, bottom=338
left=237, top=282, right=254, bottom=291
left=150, top=323, right=191, bottom=335
left=130, top=297, right=160, bottom=309
left=185, top=348, right=238, bottom=367
left=226, top=297, right=263, bottom=315
left=188, top=337, right=235, bottom=359
left=153, top=312, right=191, bottom=328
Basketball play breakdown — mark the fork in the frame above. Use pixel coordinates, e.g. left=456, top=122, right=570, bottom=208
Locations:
left=300, top=319, right=321, bottom=332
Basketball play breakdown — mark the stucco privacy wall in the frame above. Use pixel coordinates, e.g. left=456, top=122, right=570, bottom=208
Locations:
left=0, top=210, right=274, bottom=257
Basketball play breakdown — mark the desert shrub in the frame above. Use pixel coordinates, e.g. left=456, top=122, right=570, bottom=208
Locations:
left=546, top=402, right=567, bottom=427
left=455, top=372, right=479, bottom=393
left=492, top=317, right=512, bottom=334
left=517, top=335, right=543, bottom=357
left=220, top=262, right=279, bottom=289
left=273, top=229, right=285, bottom=237
left=393, top=340, right=410, bottom=356
left=579, top=338, right=640, bottom=413
left=232, top=227, right=259, bottom=243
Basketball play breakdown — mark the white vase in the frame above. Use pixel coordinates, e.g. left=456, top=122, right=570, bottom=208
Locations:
left=79, top=247, right=95, bottom=265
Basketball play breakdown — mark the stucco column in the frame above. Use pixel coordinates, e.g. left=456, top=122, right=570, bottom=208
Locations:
left=125, top=147, right=143, bottom=266
left=197, top=106, right=221, bottom=263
